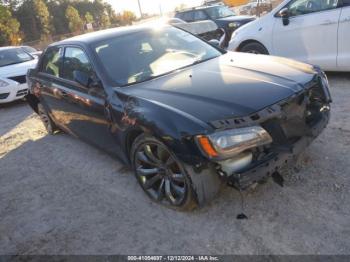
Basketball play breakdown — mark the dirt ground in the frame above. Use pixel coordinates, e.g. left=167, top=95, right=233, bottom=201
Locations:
left=0, top=73, right=349, bottom=255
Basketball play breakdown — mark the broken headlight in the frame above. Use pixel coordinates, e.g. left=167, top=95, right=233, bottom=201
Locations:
left=197, top=126, right=272, bottom=159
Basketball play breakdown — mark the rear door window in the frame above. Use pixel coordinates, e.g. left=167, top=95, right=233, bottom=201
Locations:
left=288, top=0, right=340, bottom=16
left=342, top=0, right=350, bottom=6
left=40, top=47, right=63, bottom=77
left=193, top=10, right=208, bottom=21
left=180, top=11, right=195, bottom=22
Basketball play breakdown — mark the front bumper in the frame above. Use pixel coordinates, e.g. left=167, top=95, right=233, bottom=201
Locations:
left=228, top=109, right=330, bottom=189
left=212, top=76, right=331, bottom=189
left=0, top=82, right=28, bottom=103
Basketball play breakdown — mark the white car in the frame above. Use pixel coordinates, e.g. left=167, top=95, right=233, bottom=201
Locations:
left=0, top=47, right=38, bottom=103
left=228, top=0, right=350, bottom=71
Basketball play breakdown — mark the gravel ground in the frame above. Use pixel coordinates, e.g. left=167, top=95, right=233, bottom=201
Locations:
left=0, top=73, right=349, bottom=255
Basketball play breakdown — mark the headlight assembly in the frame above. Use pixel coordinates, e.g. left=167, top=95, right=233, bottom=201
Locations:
left=197, top=126, right=272, bottom=159
left=0, top=79, right=10, bottom=87
left=228, top=22, right=241, bottom=28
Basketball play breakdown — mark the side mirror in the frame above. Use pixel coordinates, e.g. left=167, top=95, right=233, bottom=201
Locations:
left=73, top=70, right=90, bottom=87
left=279, top=8, right=290, bottom=26
left=208, top=39, right=220, bottom=47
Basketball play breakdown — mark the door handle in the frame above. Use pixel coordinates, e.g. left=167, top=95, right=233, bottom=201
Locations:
left=60, top=90, right=68, bottom=97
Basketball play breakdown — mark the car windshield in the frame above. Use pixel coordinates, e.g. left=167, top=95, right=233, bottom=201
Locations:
left=21, top=46, right=37, bottom=53
left=206, top=6, right=236, bottom=19
left=93, top=27, right=222, bottom=86
left=0, top=48, right=34, bottom=67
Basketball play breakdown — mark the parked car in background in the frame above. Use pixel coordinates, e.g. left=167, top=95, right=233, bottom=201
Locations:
left=0, top=47, right=38, bottom=103
left=26, top=25, right=331, bottom=209
left=229, top=0, right=350, bottom=71
left=239, top=4, right=253, bottom=15
left=175, top=4, right=255, bottom=47
left=20, top=46, right=42, bottom=58
left=167, top=18, right=225, bottom=47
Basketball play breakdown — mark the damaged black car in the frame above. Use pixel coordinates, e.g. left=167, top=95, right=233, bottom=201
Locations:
left=26, top=25, right=331, bottom=210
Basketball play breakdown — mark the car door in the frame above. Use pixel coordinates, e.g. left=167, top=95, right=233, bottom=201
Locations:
left=56, top=46, right=121, bottom=154
left=337, top=0, right=350, bottom=70
left=272, top=0, right=342, bottom=70
left=36, top=46, right=65, bottom=122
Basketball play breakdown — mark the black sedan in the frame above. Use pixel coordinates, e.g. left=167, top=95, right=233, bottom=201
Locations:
left=26, top=25, right=331, bottom=210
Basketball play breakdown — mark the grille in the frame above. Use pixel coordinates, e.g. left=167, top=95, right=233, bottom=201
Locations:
left=264, top=82, right=328, bottom=145
left=0, top=93, right=10, bottom=99
left=16, top=89, right=28, bottom=97
left=8, top=75, right=26, bottom=84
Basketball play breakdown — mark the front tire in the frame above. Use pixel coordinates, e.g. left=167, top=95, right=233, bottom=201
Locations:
left=131, top=134, right=197, bottom=211
left=240, top=42, right=269, bottom=55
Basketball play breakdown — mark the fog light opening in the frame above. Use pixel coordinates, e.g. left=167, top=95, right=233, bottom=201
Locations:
left=217, top=151, right=253, bottom=176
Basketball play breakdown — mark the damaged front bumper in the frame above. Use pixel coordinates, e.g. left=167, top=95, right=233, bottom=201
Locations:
left=213, top=76, right=331, bottom=190
left=228, top=109, right=330, bottom=189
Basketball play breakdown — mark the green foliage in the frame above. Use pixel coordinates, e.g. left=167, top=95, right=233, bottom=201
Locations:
left=65, top=5, right=83, bottom=33
left=0, top=0, right=138, bottom=45
left=84, top=12, right=94, bottom=24
left=15, top=0, right=52, bottom=42
left=33, top=0, right=52, bottom=40
left=116, top=10, right=137, bottom=26
left=0, top=3, right=20, bottom=45
left=100, top=13, right=111, bottom=28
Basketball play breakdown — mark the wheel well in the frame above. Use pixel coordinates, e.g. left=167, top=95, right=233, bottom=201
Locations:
left=126, top=129, right=144, bottom=161
left=237, top=40, right=269, bottom=54
left=26, top=94, right=40, bottom=113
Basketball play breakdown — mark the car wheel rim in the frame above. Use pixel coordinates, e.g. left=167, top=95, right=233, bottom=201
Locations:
left=38, top=106, right=52, bottom=133
left=135, top=143, right=187, bottom=206
left=247, top=50, right=260, bottom=54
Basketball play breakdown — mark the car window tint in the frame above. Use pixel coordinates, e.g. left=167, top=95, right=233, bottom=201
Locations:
left=342, top=0, right=350, bottom=6
left=180, top=11, right=195, bottom=22
left=62, top=47, right=93, bottom=82
left=288, top=0, right=339, bottom=16
left=41, top=47, right=62, bottom=77
left=193, top=10, right=207, bottom=21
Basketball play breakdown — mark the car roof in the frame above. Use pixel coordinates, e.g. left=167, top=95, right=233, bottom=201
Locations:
left=176, top=4, right=221, bottom=13
left=52, top=25, right=165, bottom=47
left=0, top=46, right=18, bottom=51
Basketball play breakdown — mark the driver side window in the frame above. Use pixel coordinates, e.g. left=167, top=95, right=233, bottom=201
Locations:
left=288, top=0, right=339, bottom=16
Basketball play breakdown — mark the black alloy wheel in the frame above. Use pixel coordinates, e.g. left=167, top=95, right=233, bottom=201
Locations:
left=131, top=135, right=196, bottom=210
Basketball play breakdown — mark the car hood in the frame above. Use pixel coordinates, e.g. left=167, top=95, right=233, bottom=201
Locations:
left=216, top=15, right=255, bottom=22
left=0, top=59, right=38, bottom=78
left=121, top=52, right=318, bottom=125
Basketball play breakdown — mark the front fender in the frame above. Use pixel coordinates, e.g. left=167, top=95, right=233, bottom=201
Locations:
left=112, top=95, right=213, bottom=166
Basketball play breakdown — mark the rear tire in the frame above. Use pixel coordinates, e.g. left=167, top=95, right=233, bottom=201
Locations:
left=131, top=134, right=197, bottom=211
left=37, top=103, right=59, bottom=135
left=240, top=42, right=269, bottom=55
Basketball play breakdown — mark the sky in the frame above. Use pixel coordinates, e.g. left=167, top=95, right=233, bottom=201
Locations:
left=106, top=0, right=203, bottom=17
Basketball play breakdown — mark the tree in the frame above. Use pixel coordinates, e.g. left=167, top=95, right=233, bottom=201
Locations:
left=0, top=4, right=21, bottom=45
left=175, top=4, right=187, bottom=12
left=100, top=13, right=110, bottom=28
left=84, top=12, right=93, bottom=24
left=121, top=10, right=136, bottom=25
left=65, top=5, right=83, bottom=33
left=33, top=0, right=52, bottom=40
